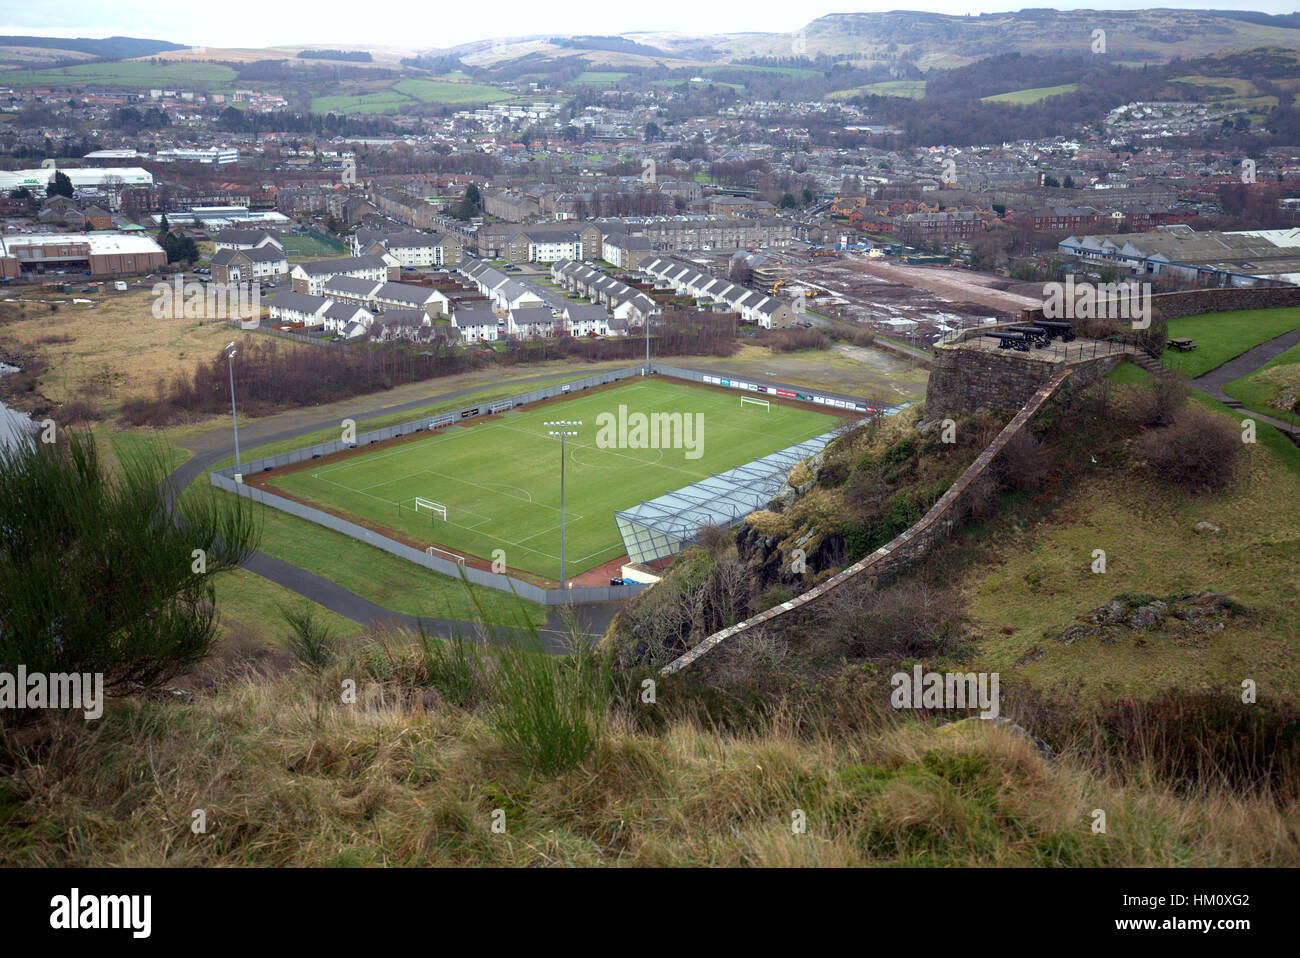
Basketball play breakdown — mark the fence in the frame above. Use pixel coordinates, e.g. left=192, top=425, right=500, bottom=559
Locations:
left=211, top=471, right=643, bottom=605
left=231, top=318, right=338, bottom=347
left=937, top=321, right=1159, bottom=362
left=651, top=364, right=883, bottom=413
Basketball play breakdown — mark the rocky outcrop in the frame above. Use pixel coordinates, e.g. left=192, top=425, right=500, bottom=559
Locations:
left=1039, top=592, right=1242, bottom=654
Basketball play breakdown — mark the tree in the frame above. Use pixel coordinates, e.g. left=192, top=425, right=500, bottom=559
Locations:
left=0, top=432, right=258, bottom=713
left=644, top=122, right=661, bottom=143
left=1063, top=175, right=1075, bottom=189
left=1042, top=175, right=1061, bottom=188
left=45, top=170, right=74, bottom=199
left=801, top=187, right=814, bottom=205
left=8, top=187, right=31, bottom=201
left=779, top=192, right=798, bottom=209
left=453, top=183, right=482, bottom=221
left=160, top=232, right=199, bottom=264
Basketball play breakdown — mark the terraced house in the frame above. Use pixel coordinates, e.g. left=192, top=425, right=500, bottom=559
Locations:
left=289, top=254, right=398, bottom=296
left=504, top=225, right=603, bottom=264
left=319, top=276, right=450, bottom=317
left=639, top=256, right=796, bottom=328
left=210, top=242, right=289, bottom=285
left=550, top=259, right=658, bottom=326
left=349, top=229, right=463, bottom=268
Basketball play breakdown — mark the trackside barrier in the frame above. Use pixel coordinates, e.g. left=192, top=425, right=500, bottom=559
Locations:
left=212, top=472, right=646, bottom=606
left=650, top=364, right=881, bottom=414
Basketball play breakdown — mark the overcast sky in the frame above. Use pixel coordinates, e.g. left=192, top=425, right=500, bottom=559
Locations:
left=2, top=2, right=1296, bottom=51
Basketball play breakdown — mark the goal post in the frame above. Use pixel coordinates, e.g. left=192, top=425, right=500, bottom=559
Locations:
left=740, top=396, right=771, bottom=411
left=426, top=545, right=465, bottom=566
left=413, top=497, right=447, bottom=522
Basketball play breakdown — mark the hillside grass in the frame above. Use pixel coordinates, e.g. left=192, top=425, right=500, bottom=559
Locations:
left=572, top=72, right=629, bottom=86
left=981, top=83, right=1079, bottom=104
left=4, top=61, right=237, bottom=88
left=310, top=92, right=416, bottom=115
left=827, top=80, right=926, bottom=100
left=962, top=369, right=1300, bottom=699
left=1160, top=307, right=1300, bottom=379
left=393, top=79, right=512, bottom=104
left=3, top=641, right=1296, bottom=867
left=1222, top=340, right=1300, bottom=428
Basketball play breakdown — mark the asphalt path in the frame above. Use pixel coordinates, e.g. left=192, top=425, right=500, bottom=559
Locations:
left=1190, top=328, right=1300, bottom=436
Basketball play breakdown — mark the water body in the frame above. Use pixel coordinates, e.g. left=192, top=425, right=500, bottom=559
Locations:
left=0, top=363, right=38, bottom=451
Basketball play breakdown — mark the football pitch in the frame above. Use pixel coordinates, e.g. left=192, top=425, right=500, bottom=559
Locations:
left=265, top=378, right=848, bottom=582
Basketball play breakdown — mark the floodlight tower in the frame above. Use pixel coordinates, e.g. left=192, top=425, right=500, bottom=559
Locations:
left=225, top=341, right=241, bottom=474
left=543, top=420, right=581, bottom=586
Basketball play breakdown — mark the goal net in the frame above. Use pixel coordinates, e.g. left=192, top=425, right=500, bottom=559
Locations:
left=413, top=497, right=447, bottom=522
left=426, top=545, right=465, bottom=566
left=740, top=396, right=771, bottom=411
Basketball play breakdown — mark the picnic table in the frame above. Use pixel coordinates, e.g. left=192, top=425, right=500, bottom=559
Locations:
left=1169, top=338, right=1198, bottom=351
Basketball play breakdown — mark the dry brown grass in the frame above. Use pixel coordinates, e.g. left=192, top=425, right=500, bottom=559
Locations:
left=1, top=639, right=1296, bottom=867
left=0, top=289, right=280, bottom=414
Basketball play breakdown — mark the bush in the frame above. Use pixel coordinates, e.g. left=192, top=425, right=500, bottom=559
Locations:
left=812, top=580, right=967, bottom=660
left=997, top=428, right=1054, bottom=491
left=0, top=431, right=258, bottom=709
left=480, top=629, right=611, bottom=775
left=278, top=603, right=338, bottom=675
left=852, top=328, right=877, bottom=348
left=759, top=327, right=829, bottom=352
left=1136, top=404, right=1241, bottom=492
left=1124, top=376, right=1187, bottom=429
left=415, top=625, right=483, bottom=709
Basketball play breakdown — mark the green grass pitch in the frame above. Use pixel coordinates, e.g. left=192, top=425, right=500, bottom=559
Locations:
left=265, top=378, right=846, bottom=582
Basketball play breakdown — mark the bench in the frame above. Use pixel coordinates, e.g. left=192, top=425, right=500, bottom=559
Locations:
left=1032, top=320, right=1076, bottom=342
left=985, top=331, right=1030, bottom=352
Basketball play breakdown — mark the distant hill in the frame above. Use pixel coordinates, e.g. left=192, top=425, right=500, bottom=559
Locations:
left=0, top=35, right=188, bottom=60
left=722, top=8, right=1300, bottom=68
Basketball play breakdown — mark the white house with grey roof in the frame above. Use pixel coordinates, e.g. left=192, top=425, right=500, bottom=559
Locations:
left=350, top=229, right=462, bottom=268
left=209, top=244, right=288, bottom=285
left=290, top=253, right=397, bottom=295
left=267, top=291, right=330, bottom=326
left=639, top=256, right=795, bottom=328
left=322, top=301, right=374, bottom=336
left=507, top=305, right=560, bottom=339
left=563, top=304, right=614, bottom=336
left=452, top=307, right=501, bottom=344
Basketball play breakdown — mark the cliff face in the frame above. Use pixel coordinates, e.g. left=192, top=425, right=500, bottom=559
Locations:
left=604, top=404, right=1003, bottom=665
